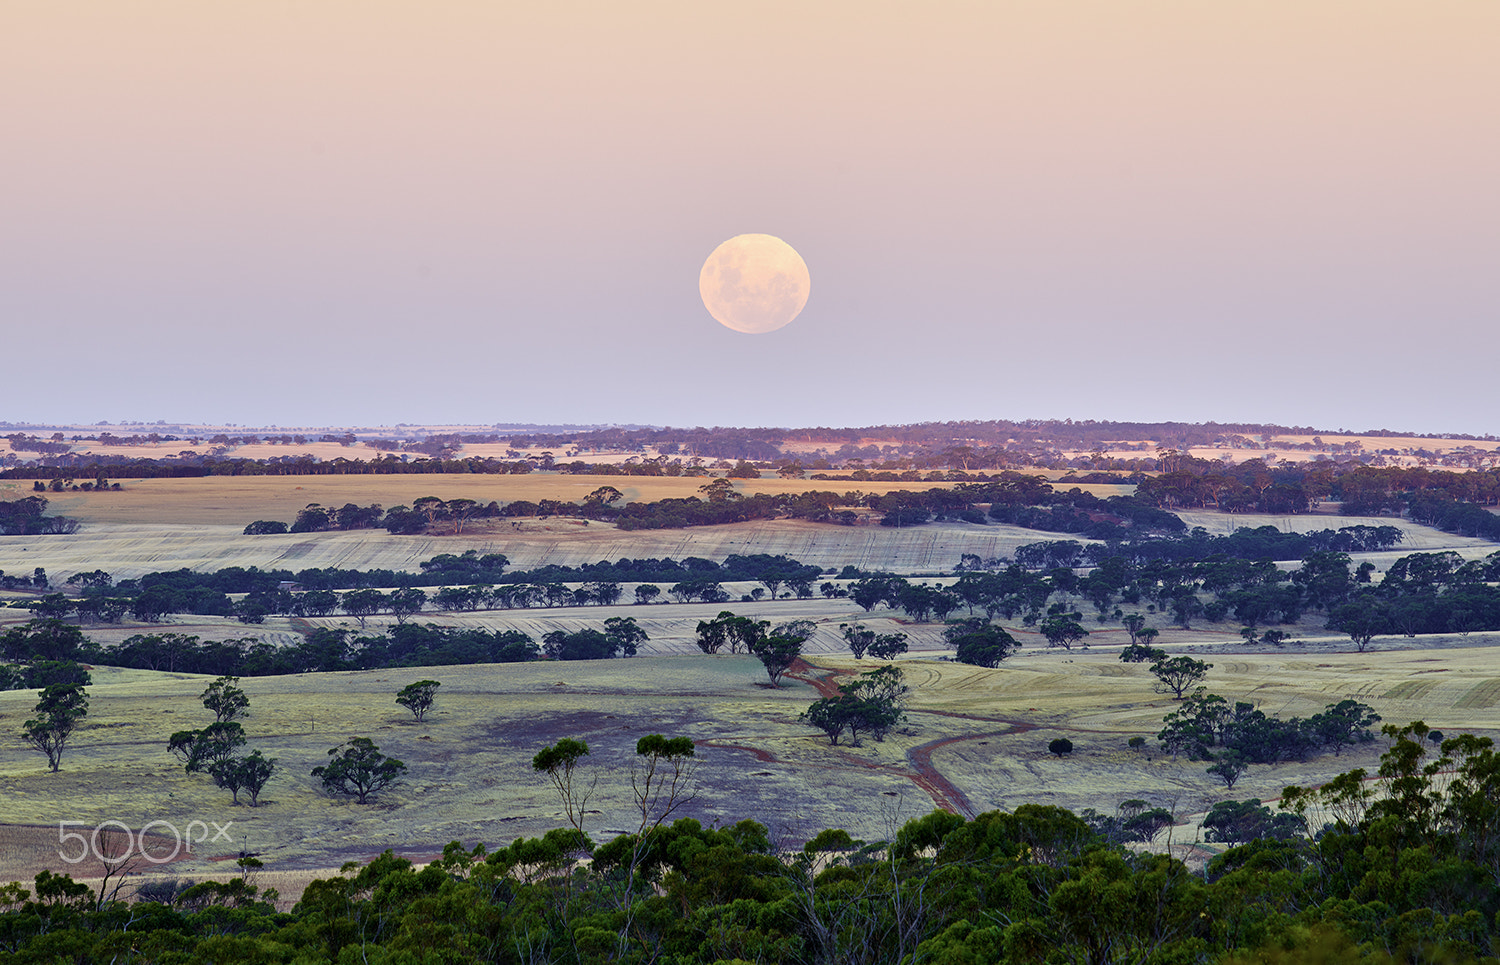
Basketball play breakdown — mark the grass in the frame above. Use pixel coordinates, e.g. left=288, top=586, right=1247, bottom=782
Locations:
left=3, top=632, right=1499, bottom=897
left=1454, top=679, right=1500, bottom=709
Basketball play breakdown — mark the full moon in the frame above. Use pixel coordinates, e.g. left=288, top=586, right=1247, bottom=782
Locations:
left=699, top=234, right=810, bottom=334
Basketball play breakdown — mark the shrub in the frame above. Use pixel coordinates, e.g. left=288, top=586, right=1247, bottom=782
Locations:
left=1049, top=738, right=1074, bottom=757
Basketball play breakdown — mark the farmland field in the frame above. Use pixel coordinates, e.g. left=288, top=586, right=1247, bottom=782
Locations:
left=2, top=472, right=1500, bottom=902
left=3, top=477, right=1492, bottom=584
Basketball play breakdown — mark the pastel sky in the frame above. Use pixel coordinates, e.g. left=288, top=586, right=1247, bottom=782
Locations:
left=4, top=2, right=1497, bottom=433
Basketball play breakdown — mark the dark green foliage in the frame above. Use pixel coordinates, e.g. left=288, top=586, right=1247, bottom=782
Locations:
left=1327, top=595, right=1391, bottom=651
left=1, top=619, right=87, bottom=662
left=209, top=750, right=277, bottom=807
left=201, top=675, right=249, bottom=722
left=170, top=721, right=247, bottom=774
left=1157, top=691, right=1380, bottom=767
left=1119, top=642, right=1167, bottom=663
left=946, top=619, right=1020, bottom=668
left=0, top=495, right=78, bottom=535
left=1151, top=656, right=1212, bottom=698
left=1080, top=799, right=1177, bottom=844
left=1048, top=737, right=1074, bottom=756
left=395, top=679, right=440, bottom=721
left=311, top=737, right=407, bottom=804
left=542, top=618, right=647, bottom=660
left=801, top=665, right=908, bottom=745
left=1202, top=799, right=1302, bottom=843
left=18, top=660, right=91, bottom=690
left=22, top=682, right=88, bottom=771
left=1039, top=615, right=1090, bottom=649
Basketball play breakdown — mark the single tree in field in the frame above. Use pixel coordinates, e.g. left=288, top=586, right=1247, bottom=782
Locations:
left=947, top=620, right=1020, bottom=668
left=1206, top=751, right=1247, bottom=790
left=751, top=634, right=804, bottom=688
left=1122, top=613, right=1147, bottom=645
left=396, top=680, right=441, bottom=721
left=201, top=675, right=248, bottom=722
left=1040, top=616, right=1090, bottom=650
left=630, top=734, right=697, bottom=834
left=22, top=682, right=88, bottom=772
left=533, top=738, right=595, bottom=836
left=312, top=738, right=408, bottom=804
left=1151, top=656, right=1213, bottom=698
left=584, top=485, right=624, bottom=507
left=1327, top=598, right=1390, bottom=653
left=603, top=616, right=648, bottom=655
left=839, top=622, right=876, bottom=659
left=868, top=630, right=910, bottom=660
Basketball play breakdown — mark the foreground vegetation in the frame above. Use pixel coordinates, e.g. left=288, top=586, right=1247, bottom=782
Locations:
left=0, top=722, right=1496, bottom=964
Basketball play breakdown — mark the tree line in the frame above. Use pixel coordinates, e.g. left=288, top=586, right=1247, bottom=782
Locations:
left=0, top=496, right=78, bottom=536
left=11, top=552, right=826, bottom=624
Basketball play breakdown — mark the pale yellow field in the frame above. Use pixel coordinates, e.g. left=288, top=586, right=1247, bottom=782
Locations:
left=0, top=518, right=1078, bottom=584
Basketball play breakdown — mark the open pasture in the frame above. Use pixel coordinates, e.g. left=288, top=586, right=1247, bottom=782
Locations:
left=2, top=637, right=1498, bottom=899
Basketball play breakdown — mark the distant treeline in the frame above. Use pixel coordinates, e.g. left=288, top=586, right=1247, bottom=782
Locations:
left=1137, top=458, right=1500, bottom=518
left=0, top=619, right=637, bottom=679
left=236, top=476, right=1190, bottom=538
left=10, top=552, right=828, bottom=624
left=509, top=418, right=1498, bottom=451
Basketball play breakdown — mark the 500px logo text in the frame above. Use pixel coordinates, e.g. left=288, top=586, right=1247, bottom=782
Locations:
left=56, top=820, right=234, bottom=864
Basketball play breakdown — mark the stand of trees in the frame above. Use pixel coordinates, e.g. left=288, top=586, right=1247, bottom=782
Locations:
left=0, top=496, right=78, bottom=535
left=9, top=552, right=825, bottom=624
